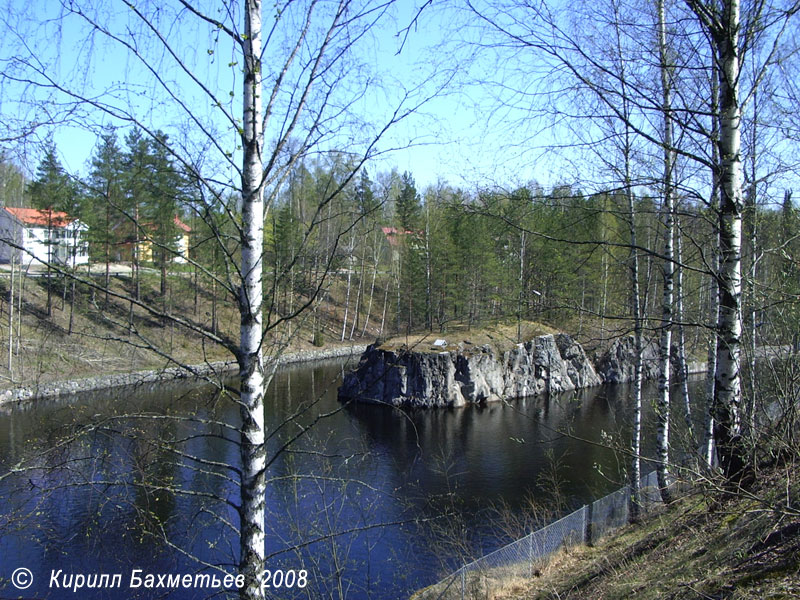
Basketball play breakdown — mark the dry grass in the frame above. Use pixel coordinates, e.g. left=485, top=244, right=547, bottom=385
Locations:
left=0, top=268, right=370, bottom=389
left=414, top=467, right=800, bottom=600
left=501, top=471, right=800, bottom=600
left=382, top=320, right=558, bottom=355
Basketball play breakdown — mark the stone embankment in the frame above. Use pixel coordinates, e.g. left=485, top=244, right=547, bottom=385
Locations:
left=338, top=334, right=708, bottom=408
left=0, top=344, right=367, bottom=406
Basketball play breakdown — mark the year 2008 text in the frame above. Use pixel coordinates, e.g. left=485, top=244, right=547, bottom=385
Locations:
left=262, top=570, right=307, bottom=589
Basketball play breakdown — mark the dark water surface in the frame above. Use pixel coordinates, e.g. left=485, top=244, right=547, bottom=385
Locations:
left=0, top=358, right=688, bottom=599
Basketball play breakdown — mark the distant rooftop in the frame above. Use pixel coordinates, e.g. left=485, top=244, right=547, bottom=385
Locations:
left=174, top=215, right=191, bottom=233
left=4, top=207, right=77, bottom=228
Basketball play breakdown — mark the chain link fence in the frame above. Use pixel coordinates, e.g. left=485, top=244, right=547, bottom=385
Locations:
left=414, top=470, right=668, bottom=600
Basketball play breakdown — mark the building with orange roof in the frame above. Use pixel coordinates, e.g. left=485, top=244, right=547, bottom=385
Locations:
left=0, top=207, right=89, bottom=266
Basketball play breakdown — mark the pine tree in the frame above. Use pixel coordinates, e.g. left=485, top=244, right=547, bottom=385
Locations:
left=87, top=128, right=124, bottom=294
left=395, top=171, right=421, bottom=232
left=28, top=140, right=77, bottom=214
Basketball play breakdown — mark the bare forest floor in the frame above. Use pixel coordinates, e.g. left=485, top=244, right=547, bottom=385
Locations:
left=479, top=466, right=800, bottom=600
left=0, top=265, right=379, bottom=391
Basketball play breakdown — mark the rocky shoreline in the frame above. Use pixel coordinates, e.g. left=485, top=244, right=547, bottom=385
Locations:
left=338, top=334, right=707, bottom=408
left=0, top=344, right=367, bottom=406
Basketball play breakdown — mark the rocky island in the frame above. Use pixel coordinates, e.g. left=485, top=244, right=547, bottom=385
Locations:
left=338, top=333, right=607, bottom=408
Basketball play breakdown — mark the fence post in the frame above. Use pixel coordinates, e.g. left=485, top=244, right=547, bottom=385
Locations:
left=584, top=502, right=593, bottom=547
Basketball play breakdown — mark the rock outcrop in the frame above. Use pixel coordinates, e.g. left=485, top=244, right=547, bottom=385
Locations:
left=338, top=333, right=602, bottom=408
left=594, top=336, right=661, bottom=384
left=594, top=336, right=703, bottom=384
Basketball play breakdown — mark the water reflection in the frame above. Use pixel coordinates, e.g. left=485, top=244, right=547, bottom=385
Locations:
left=0, top=360, right=691, bottom=599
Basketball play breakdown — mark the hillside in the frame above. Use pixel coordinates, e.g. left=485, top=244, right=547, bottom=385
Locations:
left=488, top=468, right=800, bottom=600
left=0, top=265, right=373, bottom=390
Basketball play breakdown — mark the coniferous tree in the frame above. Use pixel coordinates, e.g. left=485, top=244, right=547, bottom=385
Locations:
left=28, top=140, right=78, bottom=215
left=122, top=129, right=152, bottom=302
left=86, top=128, right=124, bottom=294
left=145, top=132, right=187, bottom=298
left=28, top=140, right=78, bottom=316
left=395, top=171, right=421, bottom=232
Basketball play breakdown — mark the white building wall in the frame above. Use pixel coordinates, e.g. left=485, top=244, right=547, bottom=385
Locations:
left=22, top=227, right=51, bottom=265
left=0, top=210, right=89, bottom=267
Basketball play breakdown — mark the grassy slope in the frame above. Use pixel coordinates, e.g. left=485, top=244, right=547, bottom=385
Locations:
left=491, top=469, right=800, bottom=600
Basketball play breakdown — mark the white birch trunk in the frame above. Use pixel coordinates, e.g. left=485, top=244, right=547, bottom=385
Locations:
left=702, top=49, right=721, bottom=469
left=608, top=3, right=643, bottom=522
left=349, top=239, right=367, bottom=340
left=517, top=229, right=526, bottom=343
left=360, top=236, right=379, bottom=338
left=379, top=279, right=389, bottom=338
left=8, top=254, right=13, bottom=377
left=712, top=0, right=747, bottom=483
left=656, top=0, right=674, bottom=504
left=341, top=240, right=353, bottom=342
left=744, top=86, right=758, bottom=439
left=239, top=1, right=266, bottom=597
left=674, top=220, right=693, bottom=443
left=425, top=202, right=432, bottom=331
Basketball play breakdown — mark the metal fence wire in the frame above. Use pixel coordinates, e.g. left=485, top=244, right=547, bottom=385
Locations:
left=414, top=470, right=672, bottom=600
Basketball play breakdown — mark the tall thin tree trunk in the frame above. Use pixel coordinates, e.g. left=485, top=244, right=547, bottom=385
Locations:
left=8, top=254, right=14, bottom=378
left=674, top=218, right=693, bottom=444
left=134, top=203, right=141, bottom=303
left=609, top=3, right=644, bottom=523
left=341, top=242, right=353, bottom=342
left=239, top=1, right=266, bottom=597
left=628, top=177, right=644, bottom=523
left=360, top=240, right=379, bottom=338
left=702, top=48, right=721, bottom=468
left=46, top=216, right=52, bottom=318
left=744, top=81, right=759, bottom=441
left=656, top=0, right=674, bottom=504
left=379, top=280, right=389, bottom=339
left=517, top=229, right=526, bottom=343
left=425, top=203, right=432, bottom=332
left=17, top=263, right=23, bottom=357
left=68, top=243, right=76, bottom=335
left=349, top=238, right=367, bottom=340
left=105, top=194, right=110, bottom=305
left=712, top=0, right=747, bottom=484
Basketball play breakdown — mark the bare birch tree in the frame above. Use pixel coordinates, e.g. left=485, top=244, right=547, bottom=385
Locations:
left=655, top=0, right=676, bottom=504
left=1, top=1, right=437, bottom=596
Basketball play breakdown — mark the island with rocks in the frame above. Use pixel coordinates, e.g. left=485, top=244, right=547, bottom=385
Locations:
left=338, top=332, right=671, bottom=408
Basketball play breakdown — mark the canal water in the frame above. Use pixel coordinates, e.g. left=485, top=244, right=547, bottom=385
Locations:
left=0, top=358, right=693, bottom=599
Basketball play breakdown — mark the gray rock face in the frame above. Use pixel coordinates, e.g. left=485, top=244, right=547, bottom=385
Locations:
left=338, top=334, right=603, bottom=408
left=594, top=336, right=690, bottom=384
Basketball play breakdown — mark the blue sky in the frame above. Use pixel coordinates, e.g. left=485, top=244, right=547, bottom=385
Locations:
left=7, top=0, right=791, bottom=202
left=0, top=0, right=569, bottom=193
